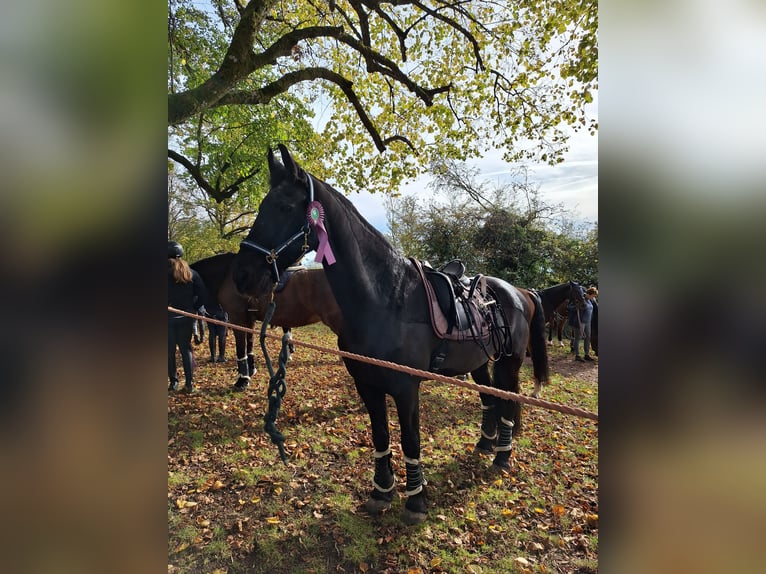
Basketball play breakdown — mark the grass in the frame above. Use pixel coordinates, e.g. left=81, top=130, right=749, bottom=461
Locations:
left=168, top=325, right=598, bottom=573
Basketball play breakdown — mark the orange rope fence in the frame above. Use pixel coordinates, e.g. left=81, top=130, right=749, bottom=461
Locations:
left=168, top=307, right=598, bottom=422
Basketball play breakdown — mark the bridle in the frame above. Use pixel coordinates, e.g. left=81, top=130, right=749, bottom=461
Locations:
left=239, top=174, right=314, bottom=285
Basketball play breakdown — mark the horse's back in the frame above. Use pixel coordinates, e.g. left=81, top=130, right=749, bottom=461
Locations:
left=272, top=267, right=343, bottom=334
left=191, top=253, right=237, bottom=297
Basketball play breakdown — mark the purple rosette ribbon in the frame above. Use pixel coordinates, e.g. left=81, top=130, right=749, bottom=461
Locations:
left=306, top=200, right=336, bottom=265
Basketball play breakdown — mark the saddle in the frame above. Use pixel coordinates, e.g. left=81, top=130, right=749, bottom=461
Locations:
left=411, top=258, right=494, bottom=343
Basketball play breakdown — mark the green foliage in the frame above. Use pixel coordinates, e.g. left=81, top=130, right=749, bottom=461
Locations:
left=385, top=163, right=598, bottom=288
left=168, top=0, right=598, bottom=195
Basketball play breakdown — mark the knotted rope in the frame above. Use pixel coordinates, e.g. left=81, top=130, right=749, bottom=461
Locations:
left=167, top=307, right=598, bottom=422
left=258, top=300, right=292, bottom=463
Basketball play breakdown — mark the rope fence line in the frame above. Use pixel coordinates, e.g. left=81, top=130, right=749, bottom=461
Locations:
left=169, top=307, right=598, bottom=422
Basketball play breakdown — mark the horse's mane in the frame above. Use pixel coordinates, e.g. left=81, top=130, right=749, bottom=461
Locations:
left=316, top=175, right=401, bottom=258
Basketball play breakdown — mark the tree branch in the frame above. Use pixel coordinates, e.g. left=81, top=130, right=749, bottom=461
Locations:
left=217, top=66, right=415, bottom=153
left=168, top=149, right=260, bottom=203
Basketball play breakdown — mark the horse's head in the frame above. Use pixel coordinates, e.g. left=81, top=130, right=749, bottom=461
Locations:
left=569, top=281, right=586, bottom=309
left=233, top=145, right=317, bottom=298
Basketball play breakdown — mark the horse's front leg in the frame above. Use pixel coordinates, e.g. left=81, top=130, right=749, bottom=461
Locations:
left=354, top=381, right=395, bottom=515
left=472, top=363, right=498, bottom=454
left=394, top=380, right=427, bottom=525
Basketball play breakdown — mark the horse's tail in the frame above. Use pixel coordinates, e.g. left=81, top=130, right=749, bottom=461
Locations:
left=529, top=291, right=550, bottom=387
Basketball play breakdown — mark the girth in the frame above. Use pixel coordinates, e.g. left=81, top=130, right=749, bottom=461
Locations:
left=411, top=258, right=493, bottom=342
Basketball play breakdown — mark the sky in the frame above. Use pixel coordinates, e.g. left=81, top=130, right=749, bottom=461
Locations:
left=342, top=120, right=598, bottom=234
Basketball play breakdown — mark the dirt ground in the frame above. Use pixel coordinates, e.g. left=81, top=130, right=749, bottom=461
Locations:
left=546, top=342, right=599, bottom=385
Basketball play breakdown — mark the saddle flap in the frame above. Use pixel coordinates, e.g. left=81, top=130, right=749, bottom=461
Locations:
left=411, top=258, right=492, bottom=342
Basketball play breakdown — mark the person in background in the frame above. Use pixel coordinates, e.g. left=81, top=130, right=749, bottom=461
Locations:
left=168, top=240, right=208, bottom=393
left=207, top=301, right=228, bottom=363
left=568, top=286, right=598, bottom=362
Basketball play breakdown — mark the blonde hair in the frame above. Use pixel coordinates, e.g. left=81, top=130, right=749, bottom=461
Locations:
left=170, top=257, right=193, bottom=283
left=586, top=287, right=598, bottom=298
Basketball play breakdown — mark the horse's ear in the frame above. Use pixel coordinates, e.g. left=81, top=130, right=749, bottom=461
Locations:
left=278, top=144, right=300, bottom=178
left=267, top=147, right=277, bottom=172
left=268, top=146, right=287, bottom=187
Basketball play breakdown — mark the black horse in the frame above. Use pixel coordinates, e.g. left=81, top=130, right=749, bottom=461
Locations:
left=233, top=145, right=549, bottom=524
left=192, top=253, right=342, bottom=390
left=538, top=281, right=585, bottom=353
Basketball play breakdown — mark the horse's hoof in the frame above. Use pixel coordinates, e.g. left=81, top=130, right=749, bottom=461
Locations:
left=363, top=498, right=391, bottom=516
left=402, top=508, right=428, bottom=525
left=233, top=380, right=249, bottom=392
left=489, top=462, right=512, bottom=476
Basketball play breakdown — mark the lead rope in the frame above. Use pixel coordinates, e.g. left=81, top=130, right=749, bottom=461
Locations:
left=260, top=297, right=293, bottom=463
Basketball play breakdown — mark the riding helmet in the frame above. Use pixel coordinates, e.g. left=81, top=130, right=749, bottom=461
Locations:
left=168, top=240, right=184, bottom=259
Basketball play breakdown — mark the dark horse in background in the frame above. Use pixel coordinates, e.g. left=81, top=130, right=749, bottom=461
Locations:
left=191, top=253, right=342, bottom=390
left=537, top=281, right=584, bottom=350
left=232, top=146, right=549, bottom=524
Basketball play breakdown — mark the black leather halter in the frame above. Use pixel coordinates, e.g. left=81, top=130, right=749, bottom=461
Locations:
left=239, top=174, right=314, bottom=285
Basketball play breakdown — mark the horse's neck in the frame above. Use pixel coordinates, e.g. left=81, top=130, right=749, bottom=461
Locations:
left=542, top=283, right=568, bottom=309
left=317, top=182, right=410, bottom=309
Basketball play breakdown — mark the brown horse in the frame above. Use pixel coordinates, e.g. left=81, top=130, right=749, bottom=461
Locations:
left=191, top=253, right=342, bottom=390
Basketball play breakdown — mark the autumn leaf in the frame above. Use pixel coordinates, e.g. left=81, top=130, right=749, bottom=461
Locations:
left=265, top=516, right=280, bottom=524
left=430, top=557, right=442, bottom=567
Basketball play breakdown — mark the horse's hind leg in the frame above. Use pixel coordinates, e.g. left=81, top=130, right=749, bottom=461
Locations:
left=490, top=355, right=523, bottom=473
left=233, top=330, right=251, bottom=390
left=283, top=328, right=294, bottom=356
left=246, top=330, right=256, bottom=376
left=354, top=381, right=396, bottom=516
left=472, top=363, right=497, bottom=455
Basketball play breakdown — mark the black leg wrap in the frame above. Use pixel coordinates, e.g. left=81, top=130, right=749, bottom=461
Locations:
left=492, top=417, right=514, bottom=471
left=372, top=452, right=395, bottom=500
left=402, top=457, right=428, bottom=522
left=475, top=404, right=497, bottom=454
left=247, top=353, right=256, bottom=376
left=364, top=450, right=395, bottom=515
left=234, top=358, right=250, bottom=390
